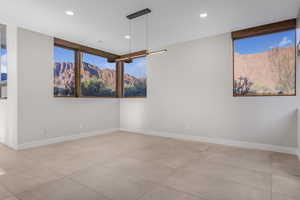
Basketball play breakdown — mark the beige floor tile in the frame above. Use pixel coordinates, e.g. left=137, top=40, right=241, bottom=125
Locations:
left=41, top=155, right=99, bottom=176
left=0, top=145, right=10, bottom=152
left=0, top=156, right=54, bottom=178
left=150, top=154, right=198, bottom=169
left=0, top=150, right=38, bottom=174
left=72, top=132, right=160, bottom=152
left=181, top=141, right=210, bottom=153
left=271, top=192, right=299, bottom=200
left=69, top=164, right=121, bottom=179
left=0, top=166, right=63, bottom=194
left=0, top=184, right=13, bottom=200
left=19, top=148, right=75, bottom=165
left=272, top=175, right=300, bottom=199
left=271, top=153, right=300, bottom=177
left=1, top=132, right=300, bottom=200
left=200, top=151, right=272, bottom=173
left=16, top=178, right=109, bottom=200
left=139, top=186, right=202, bottom=200
left=70, top=167, right=157, bottom=200
left=124, top=147, right=172, bottom=162
left=271, top=153, right=300, bottom=165
left=144, top=141, right=207, bottom=157
left=123, top=136, right=209, bottom=164
left=165, top=169, right=271, bottom=200
left=102, top=157, right=176, bottom=183
left=207, top=144, right=272, bottom=161
left=124, top=147, right=198, bottom=169
left=183, top=159, right=271, bottom=190
left=272, top=162, right=300, bottom=177
left=2, top=197, right=19, bottom=200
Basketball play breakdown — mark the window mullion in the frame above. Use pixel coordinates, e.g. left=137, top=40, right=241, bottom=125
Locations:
left=75, top=50, right=82, bottom=97
left=116, top=61, right=124, bottom=98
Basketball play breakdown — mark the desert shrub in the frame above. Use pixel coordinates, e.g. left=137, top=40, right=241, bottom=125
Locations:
left=124, top=79, right=146, bottom=97
left=81, top=80, right=115, bottom=97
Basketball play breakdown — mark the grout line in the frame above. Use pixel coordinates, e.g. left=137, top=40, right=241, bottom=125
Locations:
left=67, top=177, right=114, bottom=200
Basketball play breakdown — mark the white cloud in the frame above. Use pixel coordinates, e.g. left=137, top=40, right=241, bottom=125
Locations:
left=279, top=36, right=292, bottom=47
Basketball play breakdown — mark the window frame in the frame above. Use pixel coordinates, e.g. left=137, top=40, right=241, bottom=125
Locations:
left=53, top=45, right=77, bottom=98
left=231, top=19, right=297, bottom=97
left=54, top=38, right=119, bottom=98
left=53, top=38, right=147, bottom=99
left=79, top=51, right=118, bottom=98
left=121, top=57, right=147, bottom=98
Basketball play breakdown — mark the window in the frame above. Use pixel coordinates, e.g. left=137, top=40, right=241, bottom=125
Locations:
left=53, top=38, right=147, bottom=98
left=53, top=46, right=76, bottom=97
left=123, top=57, right=147, bottom=97
left=80, top=53, right=116, bottom=97
left=232, top=19, right=296, bottom=96
left=0, top=25, right=7, bottom=99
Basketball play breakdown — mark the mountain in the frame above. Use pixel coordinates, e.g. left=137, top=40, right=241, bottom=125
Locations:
left=54, top=63, right=75, bottom=95
left=81, top=62, right=116, bottom=90
left=54, top=62, right=146, bottom=96
left=234, top=46, right=295, bottom=94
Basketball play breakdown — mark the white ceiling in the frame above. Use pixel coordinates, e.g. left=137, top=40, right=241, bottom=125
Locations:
left=0, top=0, right=299, bottom=55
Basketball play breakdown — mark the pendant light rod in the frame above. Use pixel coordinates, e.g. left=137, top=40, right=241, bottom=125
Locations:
left=119, top=8, right=167, bottom=62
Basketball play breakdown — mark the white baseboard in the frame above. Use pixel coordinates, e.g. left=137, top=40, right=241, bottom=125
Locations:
left=15, top=127, right=300, bottom=158
left=17, top=128, right=119, bottom=150
left=120, top=128, right=298, bottom=156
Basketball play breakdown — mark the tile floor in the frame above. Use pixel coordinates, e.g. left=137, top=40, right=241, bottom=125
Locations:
left=0, top=131, right=299, bottom=200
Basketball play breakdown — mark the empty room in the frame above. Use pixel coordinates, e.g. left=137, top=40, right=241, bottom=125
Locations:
left=0, top=0, right=300, bottom=199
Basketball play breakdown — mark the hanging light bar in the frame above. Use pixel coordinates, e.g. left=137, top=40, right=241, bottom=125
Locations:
left=115, top=49, right=167, bottom=62
left=126, top=8, right=152, bottom=20
left=148, top=49, right=168, bottom=56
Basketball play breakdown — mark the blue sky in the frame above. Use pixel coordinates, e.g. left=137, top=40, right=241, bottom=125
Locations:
left=54, top=46, right=115, bottom=69
left=124, top=57, right=147, bottom=78
left=82, top=53, right=115, bottom=70
left=54, top=46, right=147, bottom=78
left=0, top=48, right=7, bottom=77
left=54, top=46, right=75, bottom=62
left=234, top=30, right=296, bottom=54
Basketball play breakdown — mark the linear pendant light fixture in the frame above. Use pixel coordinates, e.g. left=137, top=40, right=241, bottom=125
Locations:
left=116, top=49, right=167, bottom=62
left=116, top=8, right=167, bottom=62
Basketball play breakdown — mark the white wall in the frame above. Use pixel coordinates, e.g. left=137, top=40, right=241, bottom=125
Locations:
left=16, top=28, right=120, bottom=145
left=5, top=25, right=18, bottom=148
left=297, top=109, right=300, bottom=158
left=120, top=33, right=300, bottom=150
left=3, top=26, right=300, bottom=152
left=297, top=10, right=300, bottom=158
left=0, top=100, right=7, bottom=143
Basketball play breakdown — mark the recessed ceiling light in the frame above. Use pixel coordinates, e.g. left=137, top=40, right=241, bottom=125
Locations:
left=65, top=10, right=75, bottom=16
left=200, top=12, right=208, bottom=18
left=124, top=35, right=131, bottom=39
